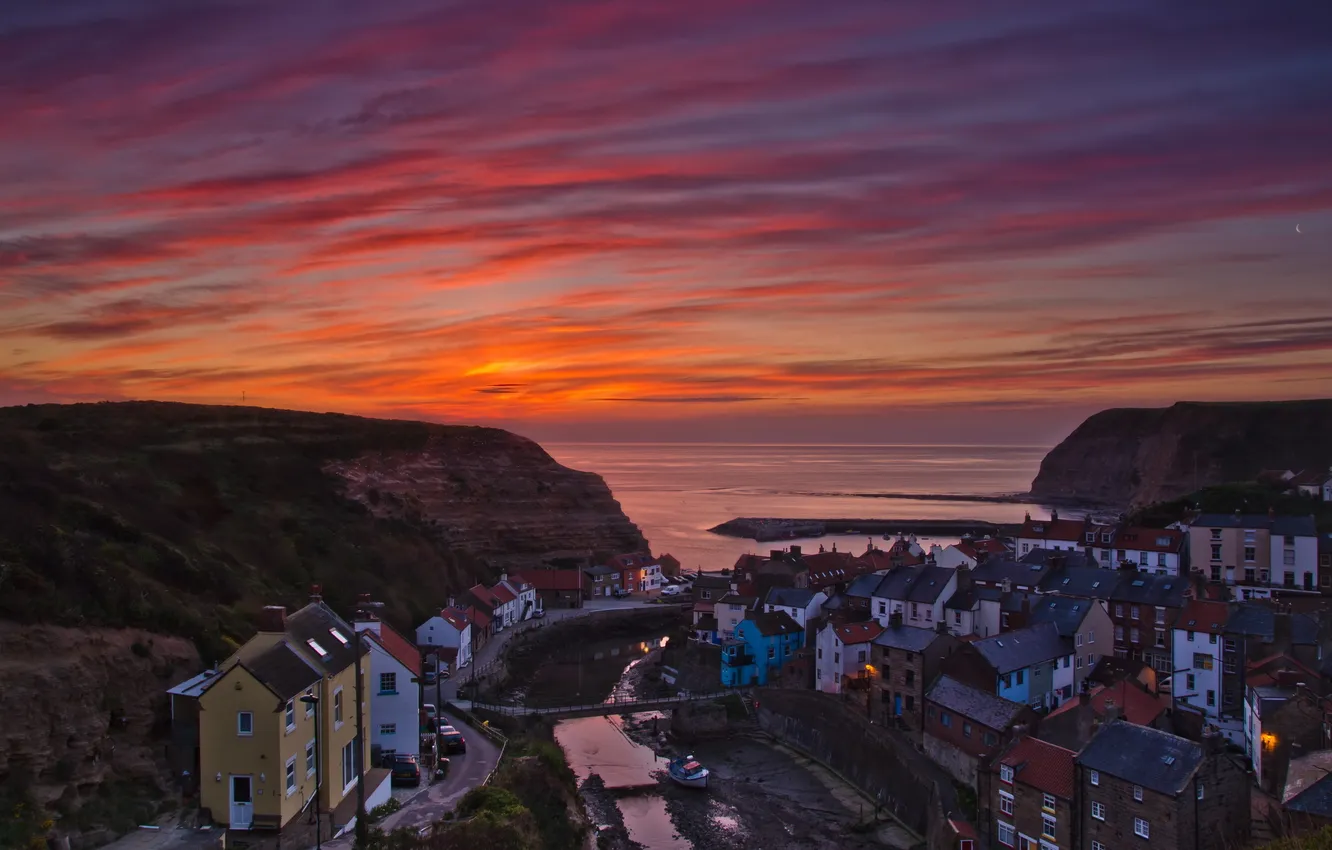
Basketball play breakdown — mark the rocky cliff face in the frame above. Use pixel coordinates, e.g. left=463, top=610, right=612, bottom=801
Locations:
left=1029, top=400, right=1332, bottom=507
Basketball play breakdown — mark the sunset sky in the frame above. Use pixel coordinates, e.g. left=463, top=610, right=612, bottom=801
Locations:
left=2, top=0, right=1330, bottom=444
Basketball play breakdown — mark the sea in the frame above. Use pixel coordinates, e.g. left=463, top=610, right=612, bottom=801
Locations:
left=542, top=443, right=1063, bottom=572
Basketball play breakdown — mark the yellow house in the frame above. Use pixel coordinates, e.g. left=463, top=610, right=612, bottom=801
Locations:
left=192, top=599, right=372, bottom=831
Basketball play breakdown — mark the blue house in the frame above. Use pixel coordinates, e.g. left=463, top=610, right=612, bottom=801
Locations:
left=721, top=611, right=804, bottom=687
left=973, top=622, right=1073, bottom=709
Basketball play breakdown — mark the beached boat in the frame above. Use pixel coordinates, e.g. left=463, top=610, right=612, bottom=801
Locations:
left=667, top=755, right=709, bottom=789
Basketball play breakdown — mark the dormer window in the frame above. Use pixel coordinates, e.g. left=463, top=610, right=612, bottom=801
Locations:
left=306, top=638, right=329, bottom=658
left=329, top=628, right=349, bottom=646
left=1086, top=533, right=1094, bottom=543
left=1102, top=533, right=1112, bottom=543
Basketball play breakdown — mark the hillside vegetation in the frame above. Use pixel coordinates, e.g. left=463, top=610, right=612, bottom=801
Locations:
left=0, top=401, right=641, bottom=661
left=1129, top=482, right=1332, bottom=532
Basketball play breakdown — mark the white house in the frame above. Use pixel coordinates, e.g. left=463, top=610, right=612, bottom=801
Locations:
left=1270, top=521, right=1320, bottom=593
left=1171, top=599, right=1231, bottom=738
left=815, top=621, right=883, bottom=694
left=1090, top=526, right=1189, bottom=576
left=870, top=566, right=957, bottom=630
left=498, top=575, right=539, bottom=619
left=763, top=587, right=828, bottom=630
left=414, top=606, right=473, bottom=669
left=354, top=618, right=423, bottom=760
left=933, top=537, right=1011, bottom=570
left=1016, top=512, right=1092, bottom=556
left=715, top=594, right=758, bottom=640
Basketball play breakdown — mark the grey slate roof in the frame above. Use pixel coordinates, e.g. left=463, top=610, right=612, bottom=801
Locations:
left=845, top=573, right=884, bottom=599
left=905, top=566, right=955, bottom=604
left=1039, top=567, right=1119, bottom=599
left=1075, top=721, right=1203, bottom=795
left=871, top=566, right=920, bottom=600
left=746, top=610, right=803, bottom=638
left=1020, top=548, right=1098, bottom=569
left=1028, top=597, right=1094, bottom=637
left=1109, top=573, right=1187, bottom=607
left=945, top=587, right=978, bottom=611
left=974, top=623, right=1070, bottom=674
left=1225, top=604, right=1319, bottom=644
left=693, top=574, right=734, bottom=591
left=926, top=675, right=1027, bottom=730
left=1191, top=513, right=1317, bottom=536
left=1284, top=753, right=1332, bottom=817
left=245, top=641, right=323, bottom=700
left=766, top=586, right=818, bottom=609
left=971, top=557, right=1051, bottom=588
left=285, top=602, right=363, bottom=676
left=873, top=624, right=943, bottom=653
left=583, top=564, right=618, bottom=577
left=717, top=594, right=758, bottom=608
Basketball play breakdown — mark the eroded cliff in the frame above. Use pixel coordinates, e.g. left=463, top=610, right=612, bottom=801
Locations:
left=1029, top=400, right=1332, bottom=507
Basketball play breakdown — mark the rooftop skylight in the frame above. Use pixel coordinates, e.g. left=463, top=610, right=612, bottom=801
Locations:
left=306, top=638, right=328, bottom=657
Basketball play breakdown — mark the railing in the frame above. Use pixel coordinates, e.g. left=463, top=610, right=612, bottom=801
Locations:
left=464, top=690, right=732, bottom=717
left=723, top=652, right=756, bottom=667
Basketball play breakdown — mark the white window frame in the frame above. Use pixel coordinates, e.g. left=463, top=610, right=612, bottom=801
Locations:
left=1042, top=793, right=1056, bottom=810
left=998, top=821, right=1015, bottom=848
left=306, top=739, right=317, bottom=777
left=1134, top=817, right=1150, bottom=839
left=285, top=699, right=296, bottom=732
left=1000, top=764, right=1015, bottom=784
left=1092, top=801, right=1105, bottom=821
left=379, top=723, right=396, bottom=736
left=1093, top=843, right=1105, bottom=850
left=1090, top=770, right=1099, bottom=786
left=1041, top=814, right=1056, bottom=839
left=1133, top=785, right=1143, bottom=801
left=333, top=687, right=344, bottom=728
left=237, top=711, right=253, bottom=736
left=379, top=672, right=397, bottom=694
left=1000, top=790, right=1015, bottom=816
left=285, top=755, right=297, bottom=797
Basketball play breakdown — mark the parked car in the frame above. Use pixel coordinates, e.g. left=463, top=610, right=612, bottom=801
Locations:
left=391, top=753, right=421, bottom=786
left=613, top=589, right=631, bottom=598
left=532, top=609, right=546, bottom=619
left=422, top=703, right=437, bottom=720
left=439, top=724, right=467, bottom=754
left=660, top=585, right=682, bottom=596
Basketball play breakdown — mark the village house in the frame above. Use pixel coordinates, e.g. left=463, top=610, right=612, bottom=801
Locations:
left=1088, top=525, right=1190, bottom=575
left=933, top=537, right=1010, bottom=570
left=691, top=573, right=735, bottom=643
left=1189, top=511, right=1319, bottom=597
left=170, top=596, right=390, bottom=834
left=974, top=623, right=1075, bottom=710
left=715, top=593, right=759, bottom=640
left=1290, top=468, right=1332, bottom=500
left=582, top=564, right=620, bottom=597
left=1075, top=722, right=1250, bottom=850
left=354, top=606, right=423, bottom=762
left=1280, top=750, right=1332, bottom=835
left=815, top=620, right=883, bottom=695
left=869, top=565, right=958, bottom=630
left=605, top=553, right=664, bottom=593
left=1038, top=677, right=1171, bottom=751
left=923, top=675, right=1036, bottom=788
left=1025, top=596, right=1113, bottom=698
left=845, top=571, right=885, bottom=617
left=496, top=573, right=538, bottom=621
left=763, top=586, right=828, bottom=633
left=488, top=581, right=519, bottom=629
left=871, top=615, right=962, bottom=733
left=1171, top=599, right=1230, bottom=736
left=1243, top=657, right=1331, bottom=793
left=1109, top=571, right=1189, bottom=675
left=721, top=611, right=804, bottom=687
left=1037, top=564, right=1123, bottom=601
left=986, top=735, right=1075, bottom=850
left=516, top=568, right=584, bottom=609
left=803, top=548, right=864, bottom=594
left=1015, top=512, right=1093, bottom=557
left=413, top=606, right=473, bottom=669
left=944, top=581, right=982, bottom=638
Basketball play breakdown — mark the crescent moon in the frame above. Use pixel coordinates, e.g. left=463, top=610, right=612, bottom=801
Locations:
left=1296, top=224, right=1301, bottom=233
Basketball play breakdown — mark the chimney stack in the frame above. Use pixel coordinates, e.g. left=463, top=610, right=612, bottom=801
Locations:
left=790, top=544, right=802, bottom=556
left=936, top=621, right=949, bottom=635
left=309, top=584, right=323, bottom=603
left=1051, top=509, right=1059, bottom=522
left=257, top=605, right=288, bottom=632
left=1269, top=507, right=1276, bottom=520
left=890, top=611, right=904, bottom=628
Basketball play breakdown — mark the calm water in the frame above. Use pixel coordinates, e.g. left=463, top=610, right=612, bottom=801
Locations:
left=544, top=443, right=1057, bottom=571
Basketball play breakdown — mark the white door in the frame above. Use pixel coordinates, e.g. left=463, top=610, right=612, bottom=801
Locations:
left=230, top=775, right=254, bottom=828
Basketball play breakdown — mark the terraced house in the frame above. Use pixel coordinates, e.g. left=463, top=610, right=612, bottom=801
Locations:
left=172, top=595, right=388, bottom=836
left=986, top=735, right=1075, bottom=850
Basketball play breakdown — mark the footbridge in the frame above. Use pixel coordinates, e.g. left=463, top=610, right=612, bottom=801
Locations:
left=452, top=690, right=734, bottom=719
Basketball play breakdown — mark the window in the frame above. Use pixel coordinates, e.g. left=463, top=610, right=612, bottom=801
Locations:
left=1000, top=790, right=1014, bottom=815
left=834, top=651, right=840, bottom=663
left=879, top=601, right=887, bottom=615
left=1090, top=770, right=1100, bottom=786
left=954, top=611, right=962, bottom=624
left=1093, top=843, right=1105, bottom=850
left=1041, top=814, right=1057, bottom=839
left=341, top=740, right=356, bottom=790
left=1134, top=818, right=1150, bottom=839
left=1211, top=565, right=1221, bottom=581
left=1077, top=634, right=1083, bottom=647
left=984, top=731, right=998, bottom=746
left=1284, top=570, right=1296, bottom=587
left=379, top=672, right=397, bottom=694
left=1088, top=629, right=1095, bottom=643
left=1076, top=655, right=1083, bottom=668
left=1210, top=528, right=1221, bottom=540
left=906, top=695, right=914, bottom=710
left=379, top=723, right=396, bottom=735
left=1157, top=553, right=1167, bottom=567
left=1130, top=628, right=1140, bottom=643
left=998, top=822, right=1015, bottom=847
left=237, top=711, right=253, bottom=736
left=1193, top=653, right=1214, bottom=671
left=1017, top=669, right=1025, bottom=685
left=1133, top=785, right=1143, bottom=801
left=818, top=648, right=823, bottom=659
left=1207, top=690, right=1215, bottom=707
left=306, top=740, right=316, bottom=776
left=1197, top=783, right=1205, bottom=800
left=304, top=690, right=315, bottom=717
left=964, top=722, right=973, bottom=738
left=941, top=711, right=952, bottom=727
left=1209, top=633, right=1217, bottom=644
left=328, top=628, right=349, bottom=646
left=1114, top=604, right=1123, bottom=618
left=1092, top=801, right=1105, bottom=821
left=1244, top=546, right=1256, bottom=563
left=285, top=756, right=297, bottom=796
left=1155, top=630, right=1165, bottom=648
left=911, top=603, right=919, bottom=618
left=925, top=608, right=932, bottom=622
left=285, top=699, right=296, bottom=731
left=1155, top=609, right=1165, bottom=625
left=1130, top=605, right=1139, bottom=620
left=768, top=645, right=775, bottom=659
left=1186, top=673, right=1196, bottom=691
left=1224, top=658, right=1237, bottom=674
left=1187, top=630, right=1195, bottom=642
left=333, top=688, right=344, bottom=725
left=1115, top=625, right=1125, bottom=642
left=1042, top=793, right=1056, bottom=811
left=858, top=649, right=867, bottom=663
left=306, top=638, right=329, bottom=657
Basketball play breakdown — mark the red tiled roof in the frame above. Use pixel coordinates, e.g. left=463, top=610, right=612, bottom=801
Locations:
left=440, top=607, right=470, bottom=631
left=834, top=621, right=883, bottom=645
left=606, top=553, right=657, bottom=570
left=734, top=553, right=767, bottom=573
left=367, top=622, right=421, bottom=677
left=1177, top=599, right=1228, bottom=635
left=956, top=538, right=1010, bottom=560
left=1245, top=654, right=1321, bottom=689
left=1114, top=527, right=1186, bottom=554
left=489, top=583, right=517, bottom=604
left=515, top=568, right=583, bottom=592
left=996, top=736, right=1076, bottom=800
left=1019, top=516, right=1089, bottom=542
left=948, top=819, right=978, bottom=841
left=465, top=605, right=491, bottom=629
left=1046, top=680, right=1167, bottom=726
left=468, top=583, right=499, bottom=609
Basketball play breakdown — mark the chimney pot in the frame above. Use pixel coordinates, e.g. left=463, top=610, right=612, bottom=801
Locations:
left=309, top=584, right=322, bottom=602
left=258, top=605, right=288, bottom=632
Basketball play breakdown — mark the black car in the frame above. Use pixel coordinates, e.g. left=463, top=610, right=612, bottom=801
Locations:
left=390, top=753, right=421, bottom=786
left=438, top=725, right=467, bottom=754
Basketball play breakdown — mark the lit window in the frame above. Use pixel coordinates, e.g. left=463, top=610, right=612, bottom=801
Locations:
left=1134, top=818, right=1150, bottom=839
left=1092, top=801, right=1106, bottom=821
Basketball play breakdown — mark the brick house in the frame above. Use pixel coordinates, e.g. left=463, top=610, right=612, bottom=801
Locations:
left=924, top=675, right=1036, bottom=789
left=870, top=615, right=962, bottom=733
left=1108, top=571, right=1188, bottom=674
left=515, top=568, right=584, bottom=609
left=986, top=735, right=1075, bottom=850
left=1075, top=723, right=1250, bottom=850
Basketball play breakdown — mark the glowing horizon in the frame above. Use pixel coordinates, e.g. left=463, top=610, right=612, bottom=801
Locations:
left=2, top=0, right=1330, bottom=441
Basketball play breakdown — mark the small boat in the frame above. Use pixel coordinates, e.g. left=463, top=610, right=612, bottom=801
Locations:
left=667, top=755, right=709, bottom=789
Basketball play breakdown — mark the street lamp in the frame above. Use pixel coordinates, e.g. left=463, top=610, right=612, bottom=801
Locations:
left=299, top=694, right=321, bottom=850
